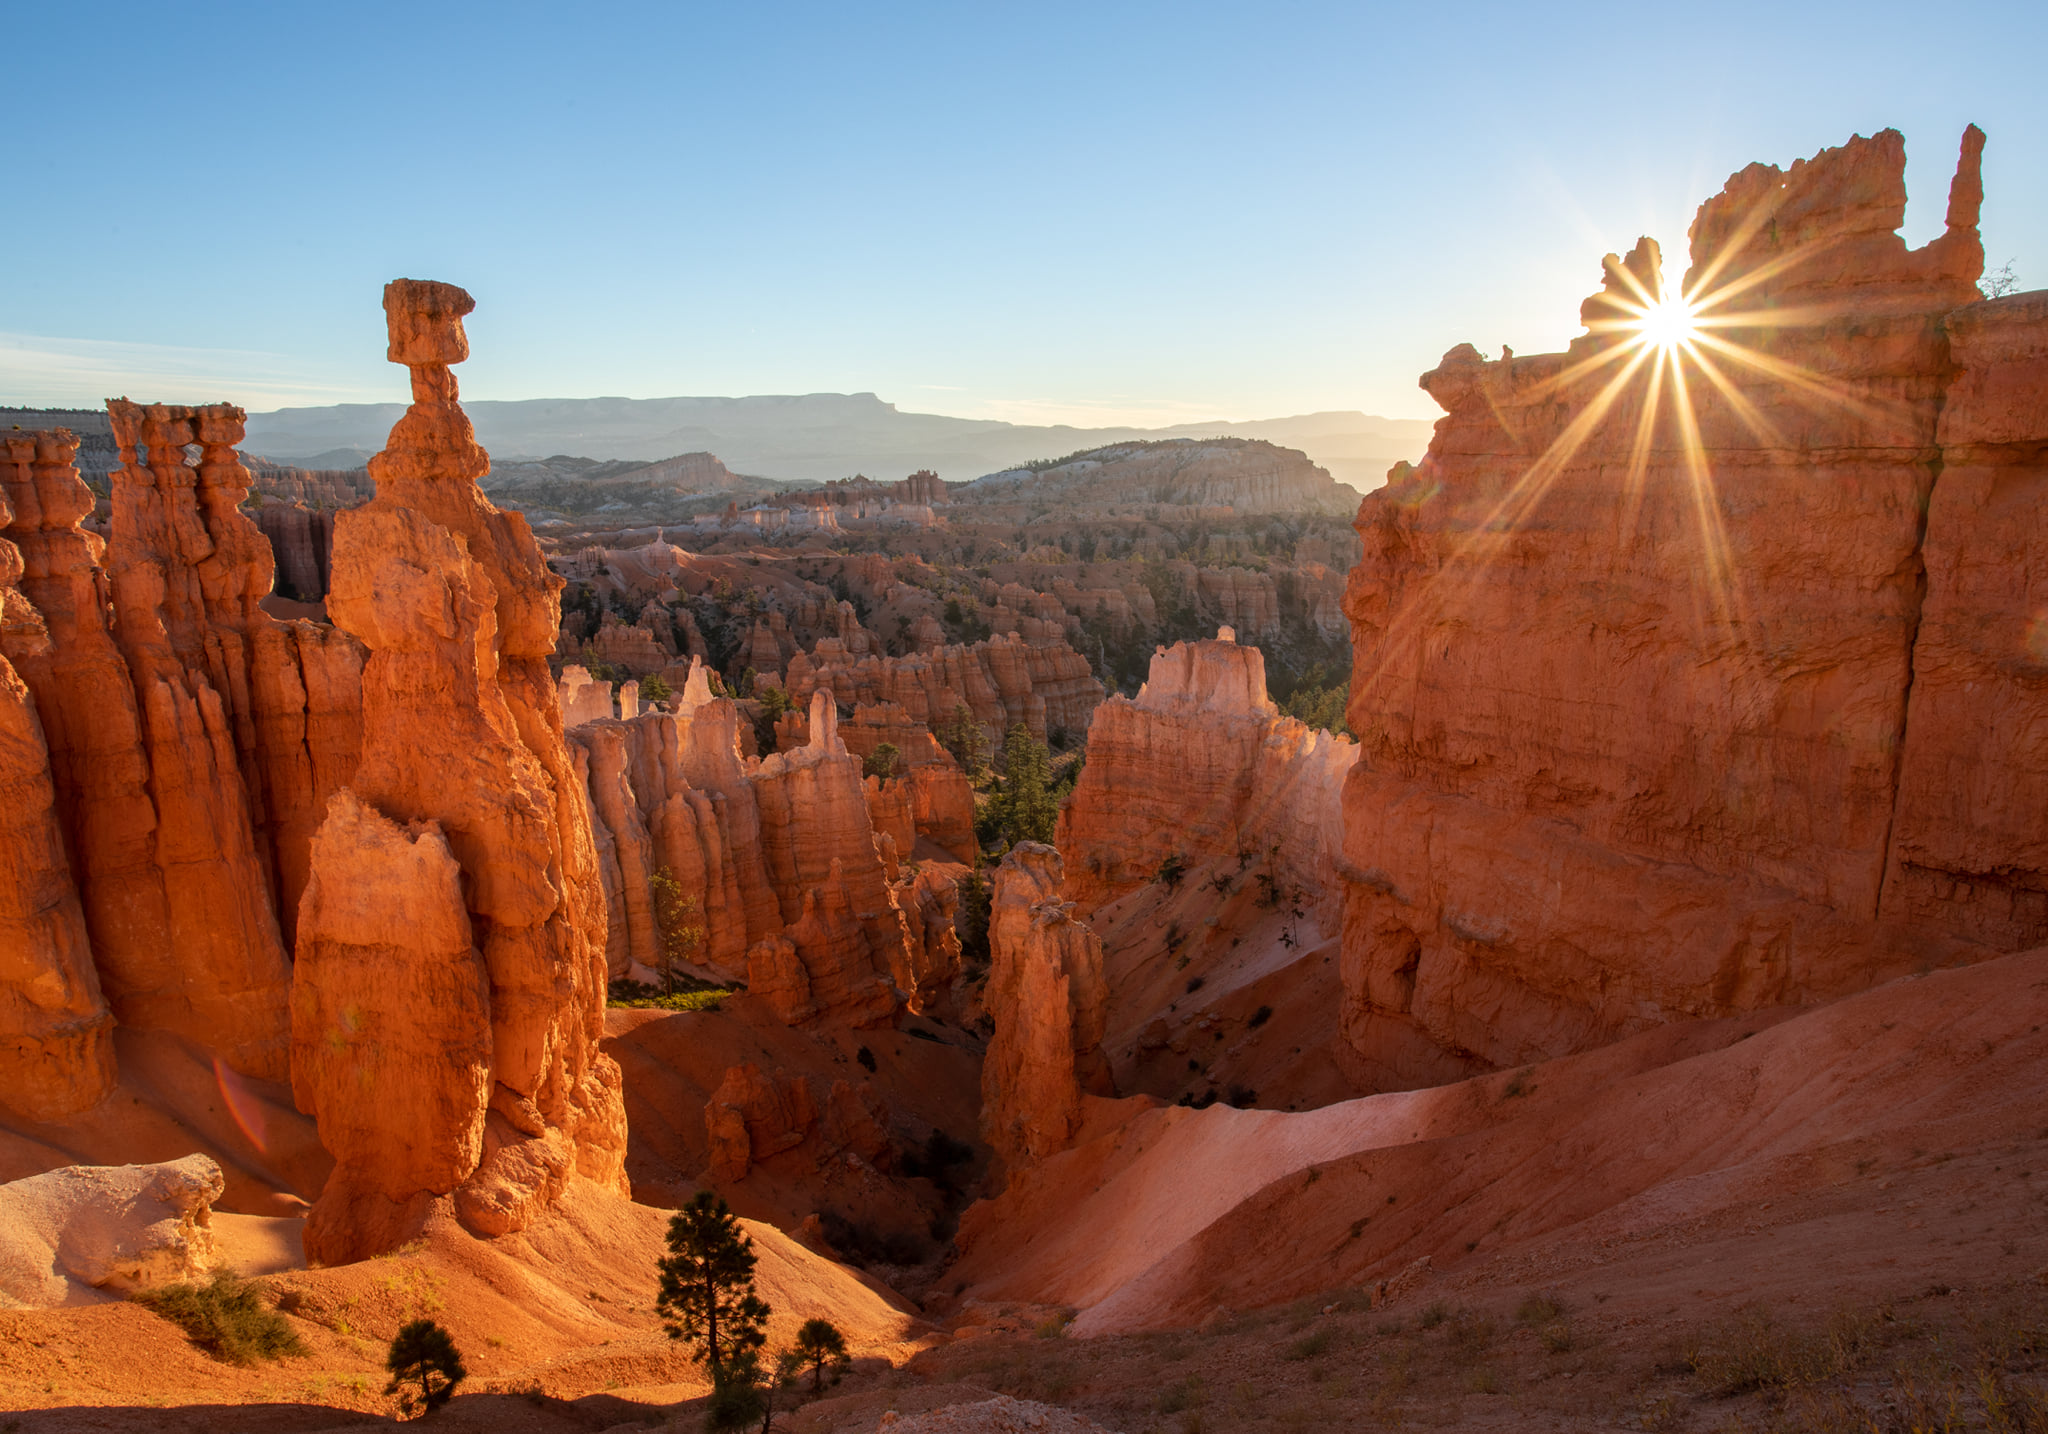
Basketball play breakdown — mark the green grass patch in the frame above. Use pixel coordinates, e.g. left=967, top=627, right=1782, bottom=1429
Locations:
left=133, top=1272, right=307, bottom=1365
left=606, top=977, right=731, bottom=1012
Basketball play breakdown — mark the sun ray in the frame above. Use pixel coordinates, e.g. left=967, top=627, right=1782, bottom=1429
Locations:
left=1356, top=192, right=1920, bottom=732
left=1687, top=330, right=1901, bottom=430
left=1678, top=181, right=1788, bottom=302
left=1355, top=342, right=1660, bottom=702
left=1615, top=345, right=1669, bottom=548
left=1683, top=341, right=1789, bottom=451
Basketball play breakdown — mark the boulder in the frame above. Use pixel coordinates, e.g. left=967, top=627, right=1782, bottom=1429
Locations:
left=0, top=1155, right=224, bottom=1308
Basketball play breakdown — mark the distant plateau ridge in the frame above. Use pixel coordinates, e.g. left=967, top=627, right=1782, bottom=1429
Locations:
left=235, top=391, right=1433, bottom=491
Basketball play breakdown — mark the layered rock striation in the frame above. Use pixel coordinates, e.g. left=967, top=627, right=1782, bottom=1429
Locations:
left=0, top=440, right=113, bottom=1121
left=1058, top=631, right=1356, bottom=920
left=0, top=413, right=362, bottom=1092
left=290, top=280, right=625, bottom=1263
left=980, top=844, right=1113, bottom=1167
left=1338, top=127, right=2047, bottom=1088
left=570, top=673, right=961, bottom=1022
left=786, top=631, right=1102, bottom=751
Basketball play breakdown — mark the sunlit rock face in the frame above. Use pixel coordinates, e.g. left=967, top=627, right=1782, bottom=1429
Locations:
left=290, top=281, right=627, bottom=1264
left=1057, top=631, right=1356, bottom=924
left=0, top=413, right=362, bottom=1089
left=568, top=671, right=959, bottom=1022
left=0, top=437, right=113, bottom=1121
left=1338, top=126, right=2048, bottom=1090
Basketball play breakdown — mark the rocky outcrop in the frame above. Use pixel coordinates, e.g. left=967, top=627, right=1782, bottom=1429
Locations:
left=97, top=400, right=294, bottom=1077
left=1, top=412, right=361, bottom=1083
left=0, top=1155, right=224, bottom=1308
left=1337, top=128, right=2044, bottom=1090
left=980, top=844, right=1113, bottom=1167
left=1884, top=288, right=2048, bottom=946
left=967, top=438, right=1355, bottom=514
left=701, top=1061, right=891, bottom=1185
left=0, top=445, right=113, bottom=1122
left=786, top=631, right=1103, bottom=751
left=290, top=280, right=626, bottom=1263
left=570, top=667, right=963, bottom=1020
left=906, top=764, right=979, bottom=866
left=751, top=694, right=909, bottom=1024
left=863, top=773, right=916, bottom=867
left=559, top=664, right=616, bottom=726
left=1058, top=632, right=1356, bottom=920
left=568, top=669, right=785, bottom=980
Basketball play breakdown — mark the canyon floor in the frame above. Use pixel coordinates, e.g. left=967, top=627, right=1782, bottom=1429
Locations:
left=2, top=1154, right=2040, bottom=1433
left=5, top=954, right=2042, bottom=1432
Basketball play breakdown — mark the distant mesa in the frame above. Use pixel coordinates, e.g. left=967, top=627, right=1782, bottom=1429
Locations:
left=235, top=391, right=1431, bottom=492
left=965, top=436, right=1358, bottom=514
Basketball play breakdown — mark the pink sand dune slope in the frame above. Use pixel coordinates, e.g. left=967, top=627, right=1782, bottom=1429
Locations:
left=953, top=948, right=2048, bottom=1333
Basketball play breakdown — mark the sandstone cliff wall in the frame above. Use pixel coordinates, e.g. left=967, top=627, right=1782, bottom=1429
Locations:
left=0, top=450, right=113, bottom=1121
left=1337, top=127, right=2046, bottom=1089
left=786, top=630, right=1103, bottom=750
left=0, top=415, right=362, bottom=1091
left=1058, top=632, right=1356, bottom=922
left=569, top=672, right=963, bottom=1023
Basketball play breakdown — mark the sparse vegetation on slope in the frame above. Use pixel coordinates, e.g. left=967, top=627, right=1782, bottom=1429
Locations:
left=133, top=1273, right=307, bottom=1365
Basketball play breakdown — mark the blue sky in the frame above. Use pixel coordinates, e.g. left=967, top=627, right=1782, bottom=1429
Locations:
left=5, top=1, right=2042, bottom=424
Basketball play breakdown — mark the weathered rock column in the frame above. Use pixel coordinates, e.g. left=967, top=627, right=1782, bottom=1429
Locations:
left=979, top=842, right=1113, bottom=1167
left=0, top=437, right=115, bottom=1119
left=291, top=281, right=626, bottom=1263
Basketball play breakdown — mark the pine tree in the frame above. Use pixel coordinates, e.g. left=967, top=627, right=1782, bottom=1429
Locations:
left=939, top=703, right=989, bottom=780
left=992, top=724, right=1058, bottom=846
left=648, top=866, right=705, bottom=994
left=793, top=1318, right=850, bottom=1391
left=656, top=1192, right=770, bottom=1374
left=384, top=1318, right=466, bottom=1418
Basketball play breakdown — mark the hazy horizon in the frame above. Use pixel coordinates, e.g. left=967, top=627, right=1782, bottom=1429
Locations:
left=5, top=2, right=2043, bottom=426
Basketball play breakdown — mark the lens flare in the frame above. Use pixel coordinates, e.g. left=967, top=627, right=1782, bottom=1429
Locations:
left=213, top=1054, right=270, bottom=1153
left=1635, top=292, right=1699, bottom=350
left=1351, top=184, right=1926, bottom=715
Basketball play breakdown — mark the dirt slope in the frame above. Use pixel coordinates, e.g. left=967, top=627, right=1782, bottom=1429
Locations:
left=949, top=948, right=2048, bottom=1334
left=0, top=1178, right=927, bottom=1426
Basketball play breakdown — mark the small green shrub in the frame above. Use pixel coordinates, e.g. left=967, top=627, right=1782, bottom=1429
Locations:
left=793, top=1317, right=850, bottom=1390
left=1285, top=1327, right=1334, bottom=1360
left=385, top=1317, right=466, bottom=1417
left=606, top=982, right=730, bottom=1012
left=1685, top=1306, right=1894, bottom=1397
left=133, top=1272, right=306, bottom=1365
left=1517, top=1291, right=1568, bottom=1325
